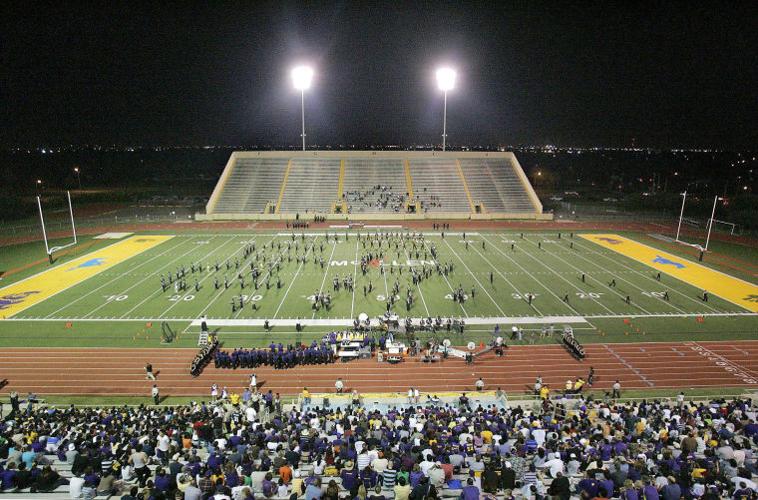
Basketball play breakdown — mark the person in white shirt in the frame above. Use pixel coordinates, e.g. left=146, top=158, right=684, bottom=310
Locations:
left=419, top=454, right=436, bottom=476
left=69, top=474, right=85, bottom=499
left=540, top=452, right=565, bottom=478
left=249, top=373, right=257, bottom=391
left=335, top=378, right=344, bottom=393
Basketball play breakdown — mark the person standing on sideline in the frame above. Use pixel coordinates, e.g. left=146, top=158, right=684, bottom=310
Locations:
left=475, top=378, right=484, bottom=391
left=249, top=373, right=257, bottom=392
left=145, top=362, right=156, bottom=380
left=612, top=380, right=621, bottom=399
left=151, top=385, right=160, bottom=405
left=335, top=378, right=344, bottom=393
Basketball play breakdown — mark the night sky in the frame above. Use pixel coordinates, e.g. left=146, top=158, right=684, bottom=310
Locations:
left=3, top=2, right=757, bottom=149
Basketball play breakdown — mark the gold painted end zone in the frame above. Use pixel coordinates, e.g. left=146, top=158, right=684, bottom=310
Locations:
left=0, top=235, right=173, bottom=318
left=580, top=234, right=758, bottom=312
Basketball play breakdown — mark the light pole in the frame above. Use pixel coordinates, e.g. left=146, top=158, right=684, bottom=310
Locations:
left=73, top=167, right=81, bottom=189
left=291, top=65, right=314, bottom=151
left=704, top=195, right=723, bottom=251
left=436, top=67, right=456, bottom=151
left=35, top=179, right=43, bottom=196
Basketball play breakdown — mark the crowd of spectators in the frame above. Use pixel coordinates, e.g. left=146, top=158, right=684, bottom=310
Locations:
left=345, top=185, right=405, bottom=214
left=0, top=392, right=756, bottom=500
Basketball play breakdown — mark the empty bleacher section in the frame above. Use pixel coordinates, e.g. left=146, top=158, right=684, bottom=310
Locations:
left=207, top=157, right=288, bottom=214
left=459, top=157, right=539, bottom=213
left=278, top=158, right=341, bottom=213
left=200, top=151, right=548, bottom=220
left=342, top=158, right=407, bottom=213
left=409, top=158, right=471, bottom=213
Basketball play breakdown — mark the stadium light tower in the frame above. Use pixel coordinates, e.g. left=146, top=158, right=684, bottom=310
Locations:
left=291, top=65, right=314, bottom=151
left=436, top=67, right=456, bottom=151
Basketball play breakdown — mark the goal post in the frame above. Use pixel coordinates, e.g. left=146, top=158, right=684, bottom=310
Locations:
left=37, top=191, right=78, bottom=263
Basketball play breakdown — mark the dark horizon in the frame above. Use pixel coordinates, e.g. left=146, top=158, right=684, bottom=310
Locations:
left=3, top=2, right=757, bottom=150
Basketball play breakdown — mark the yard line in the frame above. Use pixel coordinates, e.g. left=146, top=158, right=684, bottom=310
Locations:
left=194, top=234, right=279, bottom=319
left=350, top=238, right=359, bottom=319
left=43, top=237, right=187, bottom=318
left=476, top=235, right=581, bottom=315
left=80, top=237, right=205, bottom=319
left=571, top=238, right=722, bottom=313
left=311, top=242, right=338, bottom=319
left=272, top=237, right=318, bottom=319
left=124, top=235, right=243, bottom=319
left=440, top=238, right=506, bottom=316
left=233, top=254, right=283, bottom=319
left=525, top=236, right=657, bottom=315
left=484, top=234, right=614, bottom=315
left=401, top=246, right=431, bottom=317
left=418, top=239, right=467, bottom=317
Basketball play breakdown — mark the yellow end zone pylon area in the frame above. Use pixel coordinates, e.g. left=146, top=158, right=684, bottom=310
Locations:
left=0, top=235, right=173, bottom=318
left=580, top=234, right=758, bottom=313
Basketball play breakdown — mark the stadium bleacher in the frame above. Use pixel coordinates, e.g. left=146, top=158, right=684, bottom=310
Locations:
left=1, top=394, right=755, bottom=499
left=342, top=158, right=407, bottom=214
left=201, top=152, right=547, bottom=219
left=459, top=158, right=536, bottom=213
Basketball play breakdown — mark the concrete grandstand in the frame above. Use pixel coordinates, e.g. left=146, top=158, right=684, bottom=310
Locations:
left=198, top=151, right=550, bottom=220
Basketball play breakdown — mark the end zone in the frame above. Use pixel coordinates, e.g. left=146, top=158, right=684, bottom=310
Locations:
left=580, top=234, right=758, bottom=312
left=0, top=235, right=173, bottom=318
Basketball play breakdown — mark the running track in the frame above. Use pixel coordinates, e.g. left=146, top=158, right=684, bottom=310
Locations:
left=1, top=340, right=757, bottom=396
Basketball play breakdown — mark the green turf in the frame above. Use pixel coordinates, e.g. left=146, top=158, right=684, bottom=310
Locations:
left=1, top=230, right=755, bottom=348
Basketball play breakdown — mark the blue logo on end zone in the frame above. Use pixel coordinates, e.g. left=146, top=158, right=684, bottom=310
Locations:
left=67, top=258, right=105, bottom=271
left=0, top=291, right=40, bottom=310
left=653, top=255, right=686, bottom=269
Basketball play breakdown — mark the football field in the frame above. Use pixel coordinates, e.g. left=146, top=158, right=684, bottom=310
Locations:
left=1, top=230, right=755, bottom=348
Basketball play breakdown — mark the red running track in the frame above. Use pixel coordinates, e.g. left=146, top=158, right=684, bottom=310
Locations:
left=0, top=340, right=756, bottom=397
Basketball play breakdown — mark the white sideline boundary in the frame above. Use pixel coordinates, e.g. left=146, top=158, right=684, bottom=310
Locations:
left=2, top=312, right=755, bottom=323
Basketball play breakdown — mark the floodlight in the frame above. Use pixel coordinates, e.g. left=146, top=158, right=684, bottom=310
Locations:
left=436, top=67, right=456, bottom=92
left=291, top=65, right=314, bottom=91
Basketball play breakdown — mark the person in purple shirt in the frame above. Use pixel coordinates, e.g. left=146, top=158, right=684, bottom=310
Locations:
left=641, top=482, right=659, bottom=500
left=577, top=473, right=599, bottom=498
left=154, top=468, right=172, bottom=492
left=460, top=478, right=480, bottom=500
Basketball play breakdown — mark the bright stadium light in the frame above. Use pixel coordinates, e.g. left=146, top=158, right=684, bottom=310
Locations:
left=436, top=67, right=456, bottom=91
left=291, top=65, right=313, bottom=91
left=291, top=65, right=314, bottom=151
left=436, top=67, right=457, bottom=151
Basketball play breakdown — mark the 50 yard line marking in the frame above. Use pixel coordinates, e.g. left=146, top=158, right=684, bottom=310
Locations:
left=41, top=237, right=188, bottom=319
left=441, top=237, right=506, bottom=316
left=417, top=239, right=464, bottom=317
left=350, top=238, right=359, bottom=319
left=402, top=245, right=431, bottom=317
left=311, top=242, right=337, bottom=319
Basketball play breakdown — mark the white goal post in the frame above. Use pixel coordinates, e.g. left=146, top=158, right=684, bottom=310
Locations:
left=37, top=191, right=78, bottom=263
